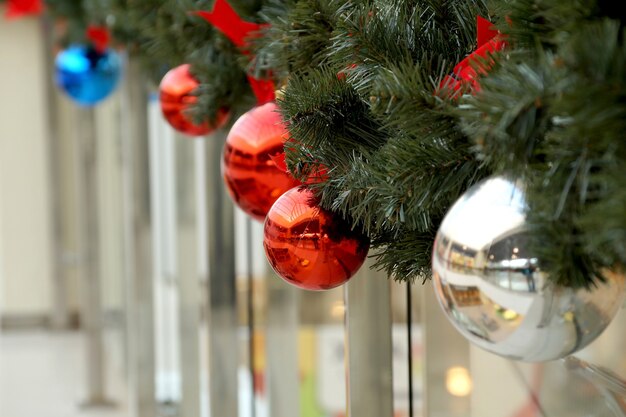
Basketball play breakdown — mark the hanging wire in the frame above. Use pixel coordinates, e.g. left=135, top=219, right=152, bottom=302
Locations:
left=407, top=282, right=414, bottom=417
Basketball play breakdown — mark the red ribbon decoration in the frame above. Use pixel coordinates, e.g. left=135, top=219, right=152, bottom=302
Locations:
left=86, top=25, right=111, bottom=53
left=247, top=76, right=276, bottom=106
left=4, top=0, right=43, bottom=20
left=196, top=0, right=262, bottom=50
left=439, top=16, right=506, bottom=95
left=270, top=152, right=329, bottom=184
left=269, top=152, right=289, bottom=173
left=196, top=0, right=275, bottom=105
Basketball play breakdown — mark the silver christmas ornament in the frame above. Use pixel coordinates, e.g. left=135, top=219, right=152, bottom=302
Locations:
left=432, top=176, right=625, bottom=362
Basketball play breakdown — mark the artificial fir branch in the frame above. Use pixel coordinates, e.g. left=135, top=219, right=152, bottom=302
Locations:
left=280, top=67, right=386, bottom=167
left=458, top=51, right=555, bottom=173
left=371, top=229, right=437, bottom=283
left=461, top=1, right=626, bottom=288
left=252, top=0, right=337, bottom=79
left=32, top=0, right=626, bottom=287
left=277, top=0, right=488, bottom=281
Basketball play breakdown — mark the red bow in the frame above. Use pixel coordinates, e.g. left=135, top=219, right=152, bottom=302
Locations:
left=439, top=16, right=506, bottom=95
left=270, top=152, right=329, bottom=184
left=197, top=0, right=275, bottom=105
left=269, top=152, right=288, bottom=173
left=86, top=26, right=111, bottom=53
left=4, top=0, right=43, bottom=20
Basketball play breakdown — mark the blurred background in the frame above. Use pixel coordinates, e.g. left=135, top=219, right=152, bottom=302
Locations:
left=2, top=6, right=626, bottom=417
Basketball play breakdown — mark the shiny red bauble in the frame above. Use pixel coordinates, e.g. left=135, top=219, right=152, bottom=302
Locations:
left=222, top=102, right=301, bottom=222
left=159, top=64, right=229, bottom=136
left=263, top=187, right=370, bottom=291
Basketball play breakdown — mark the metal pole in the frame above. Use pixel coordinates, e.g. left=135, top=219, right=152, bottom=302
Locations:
left=77, top=107, right=115, bottom=407
left=205, top=132, right=239, bottom=417
left=120, top=55, right=157, bottom=417
left=175, top=133, right=201, bottom=417
left=345, top=258, right=394, bottom=417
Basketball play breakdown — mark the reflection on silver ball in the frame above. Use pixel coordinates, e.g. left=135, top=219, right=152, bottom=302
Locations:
left=432, top=177, right=625, bottom=362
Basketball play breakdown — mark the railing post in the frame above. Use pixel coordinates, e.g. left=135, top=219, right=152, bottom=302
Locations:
left=265, top=266, right=301, bottom=417
left=120, top=55, right=157, bottom=417
left=345, top=258, right=394, bottom=417
left=40, top=17, right=72, bottom=330
left=175, top=135, right=202, bottom=417
left=77, top=107, right=115, bottom=407
left=205, top=132, right=239, bottom=417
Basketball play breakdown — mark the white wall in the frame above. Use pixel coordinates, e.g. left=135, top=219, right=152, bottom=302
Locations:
left=0, top=11, right=54, bottom=316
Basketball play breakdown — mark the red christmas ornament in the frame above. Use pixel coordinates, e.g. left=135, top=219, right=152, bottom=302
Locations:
left=222, top=102, right=301, bottom=221
left=263, top=187, right=370, bottom=291
left=159, top=64, right=229, bottom=136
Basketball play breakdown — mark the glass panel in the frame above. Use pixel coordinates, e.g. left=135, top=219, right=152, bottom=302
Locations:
left=419, top=274, right=626, bottom=417
left=241, top=213, right=349, bottom=417
left=299, top=286, right=347, bottom=416
left=227, top=176, right=392, bottom=417
left=346, top=259, right=393, bottom=417
left=469, top=304, right=626, bottom=417
left=422, top=281, right=472, bottom=417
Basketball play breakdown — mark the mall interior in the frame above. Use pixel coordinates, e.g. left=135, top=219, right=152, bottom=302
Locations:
left=2, top=6, right=626, bottom=417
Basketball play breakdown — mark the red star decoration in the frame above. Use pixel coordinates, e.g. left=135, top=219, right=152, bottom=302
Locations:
left=5, top=0, right=44, bottom=20
left=196, top=0, right=275, bottom=105
left=439, top=16, right=506, bottom=96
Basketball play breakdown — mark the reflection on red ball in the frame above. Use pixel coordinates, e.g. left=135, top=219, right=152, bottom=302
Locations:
left=222, top=102, right=301, bottom=222
left=159, top=64, right=229, bottom=136
left=263, top=187, right=370, bottom=291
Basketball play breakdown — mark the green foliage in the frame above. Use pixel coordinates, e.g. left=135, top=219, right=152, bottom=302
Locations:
left=38, top=0, right=626, bottom=287
left=110, top=0, right=258, bottom=121
left=252, top=0, right=336, bottom=79
left=275, top=0, right=489, bottom=281
left=460, top=1, right=626, bottom=287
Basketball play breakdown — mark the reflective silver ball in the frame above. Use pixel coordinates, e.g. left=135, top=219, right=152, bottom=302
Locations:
left=432, top=177, right=625, bottom=362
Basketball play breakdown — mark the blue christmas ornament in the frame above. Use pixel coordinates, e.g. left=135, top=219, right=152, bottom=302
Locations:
left=55, top=45, right=121, bottom=106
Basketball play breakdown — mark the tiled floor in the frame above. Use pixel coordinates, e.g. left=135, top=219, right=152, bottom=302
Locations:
left=0, top=330, right=129, bottom=417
